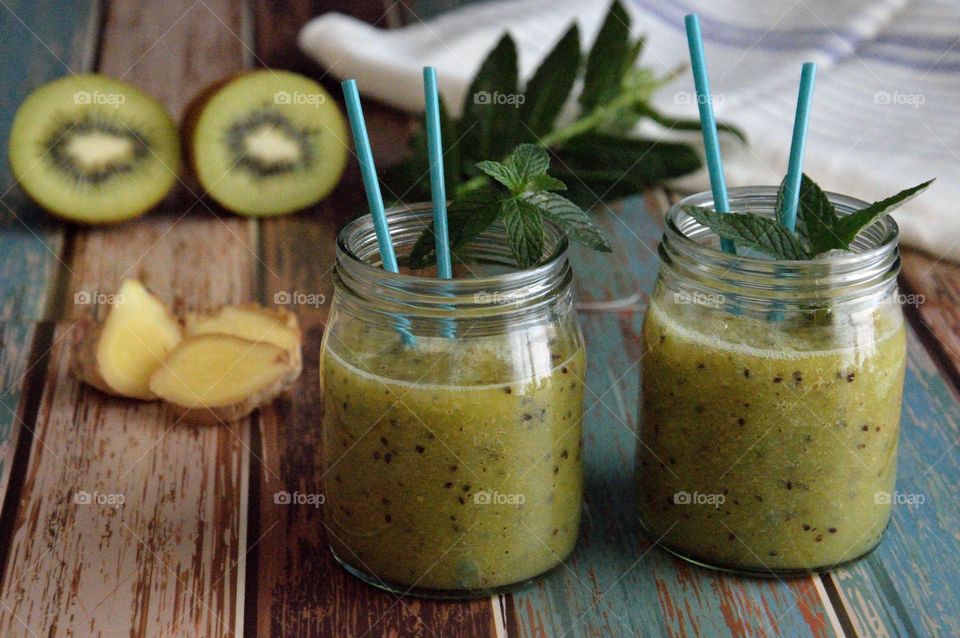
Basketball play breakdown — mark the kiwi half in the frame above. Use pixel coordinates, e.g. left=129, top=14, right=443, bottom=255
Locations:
left=185, top=70, right=348, bottom=217
left=8, top=74, right=180, bottom=223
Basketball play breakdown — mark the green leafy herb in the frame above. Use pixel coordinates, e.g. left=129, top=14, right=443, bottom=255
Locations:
left=408, top=145, right=610, bottom=269
left=502, top=197, right=545, bottom=267
left=518, top=24, right=580, bottom=139
left=408, top=185, right=503, bottom=269
left=459, top=34, right=519, bottom=167
left=833, top=179, right=934, bottom=245
left=685, top=175, right=934, bottom=260
left=525, top=191, right=612, bottom=253
left=386, top=0, right=742, bottom=269
left=579, top=0, right=633, bottom=112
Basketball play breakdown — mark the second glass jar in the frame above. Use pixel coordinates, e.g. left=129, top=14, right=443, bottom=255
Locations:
left=638, top=187, right=906, bottom=575
left=320, top=205, right=586, bottom=597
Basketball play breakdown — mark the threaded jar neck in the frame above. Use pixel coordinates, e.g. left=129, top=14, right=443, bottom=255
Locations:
left=334, top=204, right=574, bottom=335
left=660, top=187, right=900, bottom=316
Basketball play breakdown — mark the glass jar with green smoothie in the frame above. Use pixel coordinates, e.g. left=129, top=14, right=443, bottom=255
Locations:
left=638, top=187, right=906, bottom=575
left=320, top=204, right=585, bottom=597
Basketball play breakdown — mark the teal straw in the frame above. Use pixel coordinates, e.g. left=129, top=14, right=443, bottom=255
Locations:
left=423, top=67, right=456, bottom=339
left=341, top=79, right=414, bottom=345
left=341, top=79, right=399, bottom=272
left=684, top=14, right=735, bottom=254
left=422, top=67, right=453, bottom=279
left=780, top=62, right=817, bottom=233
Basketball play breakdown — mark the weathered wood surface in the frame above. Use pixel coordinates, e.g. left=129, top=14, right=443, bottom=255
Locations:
left=900, top=248, right=960, bottom=387
left=0, top=0, right=958, bottom=636
left=0, top=1, right=253, bottom=636
left=0, top=321, right=248, bottom=637
left=0, top=0, right=99, bottom=572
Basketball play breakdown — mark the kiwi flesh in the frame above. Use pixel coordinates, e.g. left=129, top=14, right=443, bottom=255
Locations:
left=185, top=70, right=348, bottom=217
left=8, top=74, right=180, bottom=223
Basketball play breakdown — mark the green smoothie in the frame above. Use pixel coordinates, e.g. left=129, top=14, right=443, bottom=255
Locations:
left=320, top=323, right=585, bottom=592
left=638, top=297, right=906, bottom=572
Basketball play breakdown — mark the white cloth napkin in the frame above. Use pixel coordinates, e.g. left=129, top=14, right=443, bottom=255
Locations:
left=300, top=0, right=960, bottom=262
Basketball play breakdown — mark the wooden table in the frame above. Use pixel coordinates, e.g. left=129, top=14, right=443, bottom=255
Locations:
left=1, top=1, right=958, bottom=636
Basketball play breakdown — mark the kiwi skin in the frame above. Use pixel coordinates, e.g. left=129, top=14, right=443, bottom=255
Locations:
left=8, top=73, right=181, bottom=225
left=184, top=70, right=349, bottom=218
left=180, top=75, right=234, bottom=188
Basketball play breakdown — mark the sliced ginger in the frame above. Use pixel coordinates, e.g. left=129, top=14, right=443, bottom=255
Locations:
left=183, top=304, right=302, bottom=376
left=73, top=284, right=302, bottom=423
left=149, top=334, right=295, bottom=425
left=73, top=279, right=181, bottom=399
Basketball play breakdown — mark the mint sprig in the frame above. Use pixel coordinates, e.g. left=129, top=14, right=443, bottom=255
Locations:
left=389, top=0, right=744, bottom=269
left=684, top=174, right=934, bottom=260
left=408, top=145, right=611, bottom=269
left=682, top=206, right=811, bottom=260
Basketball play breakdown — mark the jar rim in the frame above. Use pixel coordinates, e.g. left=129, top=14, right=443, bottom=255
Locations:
left=665, top=186, right=899, bottom=271
left=336, top=202, right=571, bottom=294
left=333, top=204, right=574, bottom=326
left=659, top=186, right=901, bottom=311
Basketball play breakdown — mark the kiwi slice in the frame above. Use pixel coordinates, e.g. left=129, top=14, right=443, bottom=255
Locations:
left=185, top=70, right=348, bottom=217
left=8, top=74, right=180, bottom=223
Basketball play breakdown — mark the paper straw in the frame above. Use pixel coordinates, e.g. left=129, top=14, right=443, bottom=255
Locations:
left=780, top=62, right=817, bottom=233
left=423, top=67, right=457, bottom=339
left=341, top=79, right=414, bottom=344
left=684, top=14, right=735, bottom=254
left=422, top=67, right=453, bottom=279
left=341, top=79, right=401, bottom=273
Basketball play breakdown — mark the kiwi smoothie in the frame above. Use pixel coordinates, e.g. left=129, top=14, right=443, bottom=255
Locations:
left=321, top=323, right=585, bottom=593
left=638, top=298, right=906, bottom=572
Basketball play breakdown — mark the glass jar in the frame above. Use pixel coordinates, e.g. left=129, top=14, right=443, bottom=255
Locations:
left=320, top=204, right=586, bottom=598
left=637, top=187, right=906, bottom=575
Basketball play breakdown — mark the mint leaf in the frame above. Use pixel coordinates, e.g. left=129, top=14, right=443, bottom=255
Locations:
left=834, top=179, right=935, bottom=245
left=526, top=192, right=611, bottom=252
left=775, top=174, right=934, bottom=254
left=475, top=160, right=520, bottom=191
left=635, top=103, right=747, bottom=144
left=477, top=146, right=560, bottom=194
left=407, top=186, right=503, bottom=269
left=525, top=174, right=567, bottom=192
left=505, top=144, right=550, bottom=182
left=682, top=205, right=811, bottom=260
left=789, top=173, right=843, bottom=254
left=519, top=24, right=581, bottom=140
left=502, top=198, right=544, bottom=268
left=580, top=1, right=631, bottom=111
left=460, top=34, right=519, bottom=169
left=555, top=133, right=701, bottom=196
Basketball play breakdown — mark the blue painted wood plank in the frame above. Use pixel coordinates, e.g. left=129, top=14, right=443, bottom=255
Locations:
left=830, top=327, right=960, bottom=638
left=0, top=0, right=96, bottom=555
left=507, top=194, right=837, bottom=637
left=0, top=0, right=98, bottom=320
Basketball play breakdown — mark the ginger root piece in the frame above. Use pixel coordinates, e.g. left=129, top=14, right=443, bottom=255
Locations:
left=149, top=334, right=296, bottom=425
left=73, top=279, right=182, bottom=399
left=183, top=304, right=302, bottom=378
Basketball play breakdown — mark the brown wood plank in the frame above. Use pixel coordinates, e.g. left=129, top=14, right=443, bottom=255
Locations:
left=0, top=322, right=248, bottom=637
left=65, top=0, right=256, bottom=320
left=250, top=1, right=497, bottom=635
left=899, top=248, right=960, bottom=389
left=0, top=1, right=256, bottom=636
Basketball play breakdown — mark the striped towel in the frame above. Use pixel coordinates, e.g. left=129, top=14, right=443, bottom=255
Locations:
left=300, top=0, right=960, bottom=262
